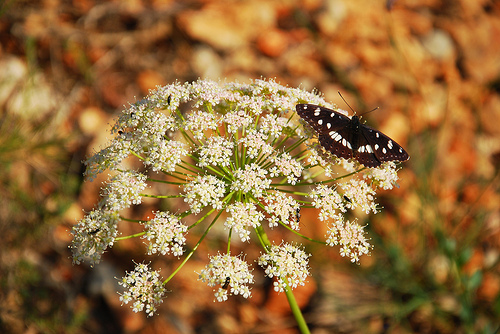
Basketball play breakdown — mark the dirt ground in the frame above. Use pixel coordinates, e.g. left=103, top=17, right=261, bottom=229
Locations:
left=1, top=0, right=499, bottom=333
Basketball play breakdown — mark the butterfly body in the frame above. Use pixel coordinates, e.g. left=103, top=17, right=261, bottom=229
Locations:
left=296, top=104, right=409, bottom=167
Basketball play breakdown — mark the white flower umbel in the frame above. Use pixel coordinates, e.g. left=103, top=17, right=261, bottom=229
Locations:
left=224, top=202, right=264, bottom=242
left=99, top=170, right=148, bottom=212
left=258, top=242, right=311, bottom=292
left=339, top=179, right=378, bottom=214
left=198, top=253, right=254, bottom=302
left=71, top=209, right=119, bottom=266
left=264, top=192, right=301, bottom=230
left=118, top=262, right=166, bottom=317
left=71, top=79, right=406, bottom=319
left=183, top=175, right=226, bottom=214
left=142, top=211, right=188, bottom=256
left=325, top=216, right=371, bottom=263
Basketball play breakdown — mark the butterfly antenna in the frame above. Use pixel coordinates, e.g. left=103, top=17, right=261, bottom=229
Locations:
left=338, top=91, right=380, bottom=117
left=338, top=91, right=356, bottom=115
left=361, top=106, right=380, bottom=116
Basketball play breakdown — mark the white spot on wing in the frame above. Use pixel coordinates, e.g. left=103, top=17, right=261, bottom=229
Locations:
left=341, top=138, right=352, bottom=149
left=329, top=131, right=342, bottom=142
left=358, top=145, right=374, bottom=153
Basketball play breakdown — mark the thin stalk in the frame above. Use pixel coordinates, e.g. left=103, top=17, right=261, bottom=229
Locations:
left=254, top=225, right=311, bottom=333
left=284, top=285, right=311, bottom=334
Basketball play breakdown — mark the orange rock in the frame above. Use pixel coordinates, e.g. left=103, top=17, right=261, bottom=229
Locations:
left=257, top=29, right=289, bottom=58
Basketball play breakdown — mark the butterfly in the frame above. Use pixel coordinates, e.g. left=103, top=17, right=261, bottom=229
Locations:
left=296, top=103, right=409, bottom=167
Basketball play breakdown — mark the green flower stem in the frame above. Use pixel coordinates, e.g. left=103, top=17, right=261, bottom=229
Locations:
left=270, top=188, right=309, bottom=196
left=141, top=194, right=182, bottom=199
left=186, top=207, right=216, bottom=230
left=279, top=222, right=326, bottom=245
left=254, top=225, right=271, bottom=252
left=254, top=225, right=311, bottom=333
left=163, top=208, right=225, bottom=285
left=115, top=231, right=145, bottom=241
left=129, top=150, right=145, bottom=161
left=148, top=175, right=186, bottom=184
left=284, top=284, right=311, bottom=334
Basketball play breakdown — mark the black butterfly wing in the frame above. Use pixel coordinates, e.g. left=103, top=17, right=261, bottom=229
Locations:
left=317, top=128, right=353, bottom=160
left=359, top=124, right=410, bottom=166
left=350, top=128, right=381, bottom=167
left=296, top=104, right=353, bottom=159
left=296, top=103, right=410, bottom=167
left=296, top=104, right=351, bottom=133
